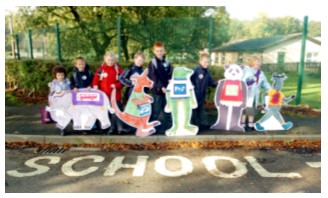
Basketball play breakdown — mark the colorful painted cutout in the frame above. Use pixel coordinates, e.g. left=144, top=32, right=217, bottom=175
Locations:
left=111, top=69, right=160, bottom=137
left=255, top=73, right=295, bottom=131
left=47, top=89, right=114, bottom=130
left=211, top=64, right=247, bottom=132
left=165, top=67, right=198, bottom=136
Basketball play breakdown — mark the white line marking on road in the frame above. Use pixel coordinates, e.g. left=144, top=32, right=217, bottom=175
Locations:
left=7, top=156, right=61, bottom=177
left=202, top=156, right=248, bottom=178
left=306, top=162, right=321, bottom=168
left=245, top=156, right=302, bottom=178
left=61, top=155, right=104, bottom=177
left=104, top=156, right=148, bottom=177
left=155, top=156, right=193, bottom=177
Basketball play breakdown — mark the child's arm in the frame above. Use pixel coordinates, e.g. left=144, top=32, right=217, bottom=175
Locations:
left=113, top=67, right=124, bottom=90
left=88, top=72, right=94, bottom=88
left=260, top=72, right=272, bottom=91
left=49, top=81, right=55, bottom=95
left=208, top=73, right=218, bottom=87
left=92, top=68, right=100, bottom=89
left=69, top=75, right=76, bottom=90
left=148, top=61, right=164, bottom=91
left=118, top=68, right=133, bottom=87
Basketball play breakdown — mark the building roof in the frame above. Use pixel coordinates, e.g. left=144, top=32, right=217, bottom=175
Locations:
left=215, top=33, right=320, bottom=52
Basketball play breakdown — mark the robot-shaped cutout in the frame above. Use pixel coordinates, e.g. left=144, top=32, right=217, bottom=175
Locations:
left=165, top=67, right=199, bottom=136
left=255, top=73, right=295, bottom=131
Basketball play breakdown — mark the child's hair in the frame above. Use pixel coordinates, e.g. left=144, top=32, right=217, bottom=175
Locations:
left=103, top=51, right=119, bottom=80
left=74, top=56, right=86, bottom=64
left=249, top=55, right=261, bottom=67
left=134, top=51, right=146, bottom=60
left=103, top=51, right=117, bottom=63
left=52, top=65, right=67, bottom=78
left=153, top=42, right=165, bottom=51
left=199, top=53, right=209, bottom=60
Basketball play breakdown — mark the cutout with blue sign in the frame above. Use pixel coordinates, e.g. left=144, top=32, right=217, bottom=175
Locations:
left=174, top=84, right=187, bottom=95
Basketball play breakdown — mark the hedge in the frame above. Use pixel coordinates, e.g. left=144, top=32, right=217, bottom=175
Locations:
left=5, top=59, right=224, bottom=103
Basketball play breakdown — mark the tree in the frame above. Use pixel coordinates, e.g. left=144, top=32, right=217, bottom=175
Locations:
left=8, top=6, right=231, bottom=63
left=228, top=14, right=303, bottom=40
left=308, top=21, right=321, bottom=37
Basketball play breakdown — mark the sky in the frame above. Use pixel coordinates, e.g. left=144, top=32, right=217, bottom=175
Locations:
left=5, top=4, right=322, bottom=22
left=226, top=3, right=322, bottom=21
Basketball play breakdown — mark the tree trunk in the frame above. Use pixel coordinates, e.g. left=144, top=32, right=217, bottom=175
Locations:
left=121, top=34, right=129, bottom=63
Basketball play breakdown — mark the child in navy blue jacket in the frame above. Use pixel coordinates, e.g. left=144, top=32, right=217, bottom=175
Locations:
left=148, top=42, right=173, bottom=131
left=70, top=56, right=93, bottom=92
left=119, top=51, right=146, bottom=102
left=191, top=53, right=218, bottom=129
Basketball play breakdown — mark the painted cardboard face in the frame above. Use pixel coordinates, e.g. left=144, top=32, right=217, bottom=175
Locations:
left=165, top=67, right=199, bottom=136
left=224, top=64, right=244, bottom=81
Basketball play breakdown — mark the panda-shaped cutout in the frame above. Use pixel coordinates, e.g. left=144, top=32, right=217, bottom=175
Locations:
left=211, top=64, right=248, bottom=132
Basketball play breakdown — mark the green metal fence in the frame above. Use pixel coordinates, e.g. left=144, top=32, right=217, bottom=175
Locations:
left=6, top=17, right=215, bottom=63
left=5, top=16, right=321, bottom=109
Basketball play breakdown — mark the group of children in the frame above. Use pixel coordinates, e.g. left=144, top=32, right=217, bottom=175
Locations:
left=49, top=41, right=271, bottom=134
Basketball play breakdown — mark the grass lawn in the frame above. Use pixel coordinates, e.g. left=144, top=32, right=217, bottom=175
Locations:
left=264, top=71, right=321, bottom=109
left=206, top=69, right=321, bottom=109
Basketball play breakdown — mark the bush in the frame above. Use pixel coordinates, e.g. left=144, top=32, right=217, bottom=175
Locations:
left=5, top=59, right=133, bottom=94
left=5, top=59, right=224, bottom=104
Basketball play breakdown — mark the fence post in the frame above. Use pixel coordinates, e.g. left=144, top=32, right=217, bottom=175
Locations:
left=296, top=16, right=308, bottom=105
left=28, top=29, right=34, bottom=59
left=15, top=34, right=20, bottom=60
left=209, top=16, right=213, bottom=63
left=117, top=16, right=122, bottom=63
left=55, top=22, right=62, bottom=62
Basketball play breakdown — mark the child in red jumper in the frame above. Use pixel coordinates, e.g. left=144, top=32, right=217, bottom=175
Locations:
left=92, top=51, right=128, bottom=134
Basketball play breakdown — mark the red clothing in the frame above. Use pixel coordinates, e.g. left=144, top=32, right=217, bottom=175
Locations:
left=220, top=80, right=243, bottom=103
left=92, top=64, right=124, bottom=101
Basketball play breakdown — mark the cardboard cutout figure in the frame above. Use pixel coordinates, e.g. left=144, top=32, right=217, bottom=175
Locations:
left=111, top=69, right=160, bottom=137
left=164, top=67, right=198, bottom=136
left=47, top=89, right=114, bottom=130
left=211, top=64, right=247, bottom=132
left=255, top=73, right=295, bottom=131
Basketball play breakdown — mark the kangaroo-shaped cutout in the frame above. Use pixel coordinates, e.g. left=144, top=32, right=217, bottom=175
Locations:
left=254, top=73, right=295, bottom=131
left=111, top=69, right=160, bottom=136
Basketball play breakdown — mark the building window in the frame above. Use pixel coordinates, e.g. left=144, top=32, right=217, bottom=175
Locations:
left=221, top=53, right=225, bottom=65
left=237, top=52, right=243, bottom=63
left=306, top=52, right=319, bottom=62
